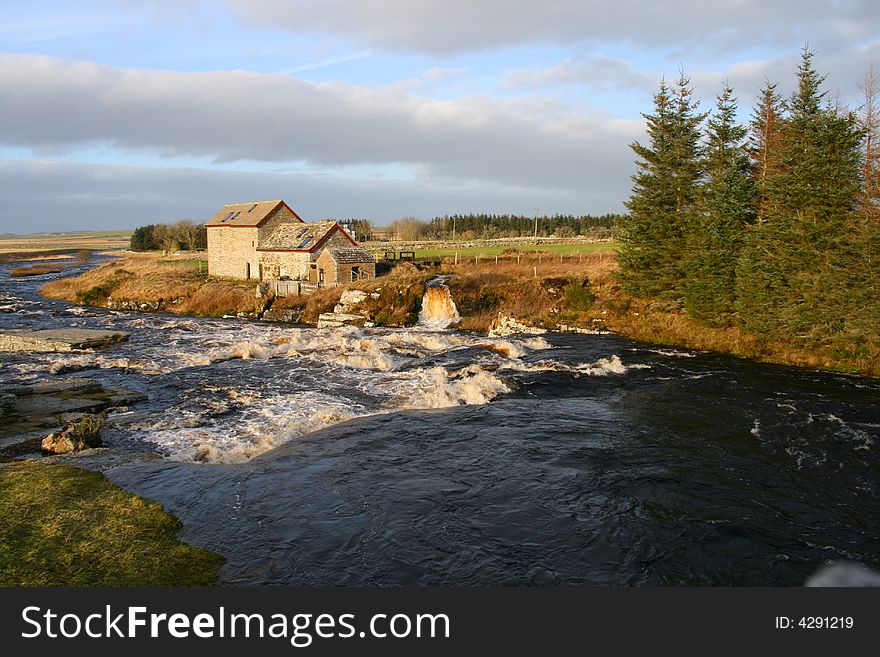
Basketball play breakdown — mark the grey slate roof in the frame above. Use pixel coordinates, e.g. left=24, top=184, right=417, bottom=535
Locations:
left=327, top=247, right=375, bottom=264
left=206, top=200, right=300, bottom=227
left=258, top=221, right=342, bottom=251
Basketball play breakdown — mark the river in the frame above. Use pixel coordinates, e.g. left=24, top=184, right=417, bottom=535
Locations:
left=1, top=257, right=878, bottom=585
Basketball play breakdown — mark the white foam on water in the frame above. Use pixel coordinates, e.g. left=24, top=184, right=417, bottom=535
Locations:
left=645, top=347, right=698, bottom=358
left=102, top=326, right=560, bottom=463
left=135, top=391, right=362, bottom=463
left=389, top=365, right=512, bottom=409
left=501, top=354, right=647, bottom=376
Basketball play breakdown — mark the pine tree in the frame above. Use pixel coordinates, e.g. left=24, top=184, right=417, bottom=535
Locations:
left=736, top=47, right=864, bottom=337
left=619, top=73, right=706, bottom=303
left=749, top=81, right=786, bottom=224
left=684, top=85, right=755, bottom=326
left=130, top=224, right=158, bottom=251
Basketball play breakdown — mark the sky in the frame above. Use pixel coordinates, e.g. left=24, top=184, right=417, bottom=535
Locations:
left=1, top=0, right=878, bottom=232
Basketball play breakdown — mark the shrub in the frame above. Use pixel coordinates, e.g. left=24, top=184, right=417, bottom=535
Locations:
left=563, top=281, right=596, bottom=311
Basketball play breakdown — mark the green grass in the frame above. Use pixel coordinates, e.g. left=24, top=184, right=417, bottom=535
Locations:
left=378, top=242, right=620, bottom=259
left=0, top=460, right=224, bottom=586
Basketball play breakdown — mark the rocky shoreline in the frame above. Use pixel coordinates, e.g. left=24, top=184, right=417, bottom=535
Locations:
left=0, top=375, right=145, bottom=458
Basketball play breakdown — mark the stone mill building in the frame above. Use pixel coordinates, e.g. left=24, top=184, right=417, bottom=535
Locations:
left=206, top=200, right=375, bottom=285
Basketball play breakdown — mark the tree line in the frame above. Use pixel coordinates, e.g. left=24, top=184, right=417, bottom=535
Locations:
left=619, top=48, right=879, bottom=357
left=380, top=213, right=622, bottom=241
left=130, top=220, right=207, bottom=252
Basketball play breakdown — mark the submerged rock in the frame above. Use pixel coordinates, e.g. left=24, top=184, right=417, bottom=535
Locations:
left=0, top=328, right=129, bottom=353
left=261, top=308, right=302, bottom=323
left=0, top=379, right=145, bottom=457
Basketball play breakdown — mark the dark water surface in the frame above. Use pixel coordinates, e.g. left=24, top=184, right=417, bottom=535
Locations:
left=1, top=259, right=878, bottom=585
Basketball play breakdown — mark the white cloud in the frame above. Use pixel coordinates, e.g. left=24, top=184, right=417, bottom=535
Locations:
left=0, top=159, right=614, bottom=232
left=504, top=56, right=655, bottom=92
left=224, top=0, right=880, bottom=55
left=0, top=54, right=638, bottom=195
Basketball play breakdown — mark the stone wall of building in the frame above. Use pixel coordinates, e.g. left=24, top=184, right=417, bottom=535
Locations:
left=257, top=204, right=303, bottom=242
left=314, top=249, right=339, bottom=285
left=256, top=250, right=312, bottom=280
left=312, top=249, right=375, bottom=284
left=323, top=229, right=356, bottom=249
left=207, top=226, right=259, bottom=279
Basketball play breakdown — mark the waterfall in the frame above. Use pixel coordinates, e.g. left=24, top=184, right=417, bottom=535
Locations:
left=418, top=277, right=460, bottom=329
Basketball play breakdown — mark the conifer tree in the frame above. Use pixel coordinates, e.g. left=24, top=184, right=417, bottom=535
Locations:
left=736, top=47, right=864, bottom=337
left=749, top=81, right=786, bottom=224
left=683, top=85, right=755, bottom=325
left=619, top=73, right=705, bottom=303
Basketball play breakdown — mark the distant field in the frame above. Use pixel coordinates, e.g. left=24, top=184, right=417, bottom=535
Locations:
left=374, top=242, right=620, bottom=259
left=0, top=230, right=132, bottom=253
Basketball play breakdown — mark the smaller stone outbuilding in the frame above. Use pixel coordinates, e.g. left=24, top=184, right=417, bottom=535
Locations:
left=313, top=247, right=376, bottom=285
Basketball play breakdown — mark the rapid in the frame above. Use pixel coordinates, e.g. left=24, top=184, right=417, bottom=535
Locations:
left=1, top=258, right=878, bottom=585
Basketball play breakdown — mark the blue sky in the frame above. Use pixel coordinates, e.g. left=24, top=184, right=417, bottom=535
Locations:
left=1, top=0, right=878, bottom=232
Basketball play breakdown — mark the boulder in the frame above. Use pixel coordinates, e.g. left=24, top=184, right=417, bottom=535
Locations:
left=317, top=312, right=368, bottom=329
left=41, top=414, right=103, bottom=455
left=261, top=308, right=302, bottom=323
left=487, top=314, right=547, bottom=338
left=339, top=290, right=369, bottom=306
left=0, top=329, right=129, bottom=353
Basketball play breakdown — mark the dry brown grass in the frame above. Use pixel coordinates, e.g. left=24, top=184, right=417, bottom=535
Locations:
left=441, top=252, right=876, bottom=376
left=0, top=230, right=130, bottom=254
left=41, top=253, right=263, bottom=317
left=441, top=253, right=616, bottom=332
left=10, top=264, right=64, bottom=277
left=38, top=250, right=877, bottom=375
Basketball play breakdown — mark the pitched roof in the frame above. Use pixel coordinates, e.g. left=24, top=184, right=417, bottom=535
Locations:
left=257, top=221, right=342, bottom=251
left=206, top=200, right=301, bottom=227
left=326, top=247, right=375, bottom=264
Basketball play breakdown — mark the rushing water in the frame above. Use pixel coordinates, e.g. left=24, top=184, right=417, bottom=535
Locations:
left=418, top=276, right=460, bottom=329
left=1, top=258, right=878, bottom=585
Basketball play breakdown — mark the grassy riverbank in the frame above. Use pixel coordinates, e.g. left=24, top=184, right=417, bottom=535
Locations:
left=0, top=459, right=223, bottom=586
left=41, top=253, right=266, bottom=317
left=442, top=256, right=877, bottom=375
left=37, top=251, right=878, bottom=376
